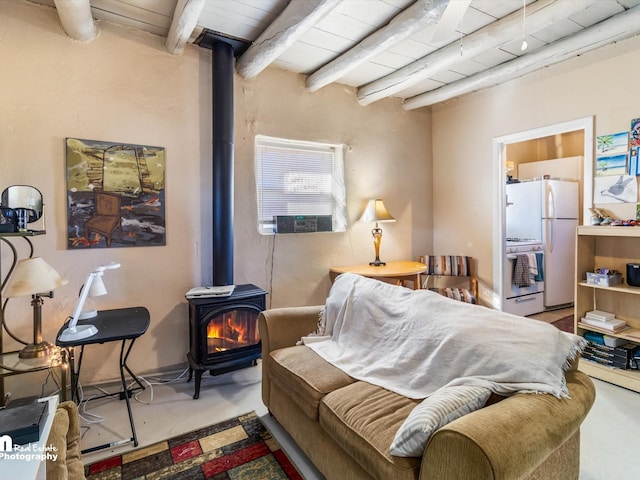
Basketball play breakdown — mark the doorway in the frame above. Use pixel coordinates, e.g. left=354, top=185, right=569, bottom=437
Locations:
left=492, top=116, right=594, bottom=311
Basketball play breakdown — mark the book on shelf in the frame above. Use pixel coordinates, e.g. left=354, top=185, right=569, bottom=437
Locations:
left=580, top=316, right=628, bottom=332
left=585, top=310, right=616, bottom=322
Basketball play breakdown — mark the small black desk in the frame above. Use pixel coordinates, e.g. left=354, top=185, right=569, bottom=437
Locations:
left=56, top=307, right=150, bottom=453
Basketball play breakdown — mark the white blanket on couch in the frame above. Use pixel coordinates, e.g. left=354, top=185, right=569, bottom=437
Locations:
left=307, top=273, right=585, bottom=399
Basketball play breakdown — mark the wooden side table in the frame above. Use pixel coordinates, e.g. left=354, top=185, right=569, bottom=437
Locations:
left=329, top=261, right=428, bottom=290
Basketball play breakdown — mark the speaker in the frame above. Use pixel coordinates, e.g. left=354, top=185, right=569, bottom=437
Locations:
left=627, top=263, right=640, bottom=287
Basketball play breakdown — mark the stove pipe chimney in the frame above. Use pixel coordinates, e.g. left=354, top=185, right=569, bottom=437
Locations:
left=212, top=40, right=234, bottom=286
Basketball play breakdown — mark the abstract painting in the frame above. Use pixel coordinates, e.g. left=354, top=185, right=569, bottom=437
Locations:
left=66, top=138, right=166, bottom=249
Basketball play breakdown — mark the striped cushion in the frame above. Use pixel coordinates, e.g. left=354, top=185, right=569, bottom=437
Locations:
left=430, top=287, right=476, bottom=304
left=390, top=385, right=491, bottom=457
left=419, top=255, right=471, bottom=276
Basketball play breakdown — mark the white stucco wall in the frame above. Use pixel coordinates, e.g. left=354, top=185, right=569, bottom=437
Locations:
left=0, top=1, right=432, bottom=394
left=431, top=32, right=640, bottom=303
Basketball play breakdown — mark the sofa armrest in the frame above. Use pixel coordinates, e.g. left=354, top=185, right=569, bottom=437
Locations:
left=420, top=370, right=595, bottom=480
left=258, top=305, right=323, bottom=408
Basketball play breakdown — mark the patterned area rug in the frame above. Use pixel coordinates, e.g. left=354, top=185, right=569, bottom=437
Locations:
left=84, top=412, right=303, bottom=480
left=551, top=315, right=574, bottom=333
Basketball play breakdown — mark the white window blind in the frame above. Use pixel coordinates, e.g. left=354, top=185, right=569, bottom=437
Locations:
left=255, top=135, right=347, bottom=235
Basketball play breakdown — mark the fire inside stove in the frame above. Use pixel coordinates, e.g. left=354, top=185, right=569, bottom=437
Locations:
left=206, top=310, right=260, bottom=353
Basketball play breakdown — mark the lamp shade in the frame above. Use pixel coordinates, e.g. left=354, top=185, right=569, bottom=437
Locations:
left=359, top=199, right=395, bottom=223
left=87, top=274, right=108, bottom=297
left=4, top=257, right=68, bottom=298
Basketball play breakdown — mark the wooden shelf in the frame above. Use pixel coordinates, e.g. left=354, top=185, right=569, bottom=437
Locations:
left=578, top=281, right=640, bottom=295
left=576, top=322, right=640, bottom=344
left=575, top=226, right=640, bottom=391
left=578, top=359, right=640, bottom=393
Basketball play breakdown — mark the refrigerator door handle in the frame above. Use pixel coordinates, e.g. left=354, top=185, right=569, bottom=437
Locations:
left=548, top=183, right=557, bottom=219
left=549, top=219, right=554, bottom=253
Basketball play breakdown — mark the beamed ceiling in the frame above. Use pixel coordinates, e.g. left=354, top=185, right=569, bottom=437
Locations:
left=28, top=0, right=640, bottom=109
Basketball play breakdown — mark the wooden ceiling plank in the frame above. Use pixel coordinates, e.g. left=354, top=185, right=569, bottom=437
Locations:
left=305, top=0, right=449, bottom=93
left=236, top=0, right=341, bottom=79
left=53, top=0, right=97, bottom=42
left=166, top=0, right=206, bottom=55
left=403, top=4, right=640, bottom=109
left=357, top=0, right=597, bottom=106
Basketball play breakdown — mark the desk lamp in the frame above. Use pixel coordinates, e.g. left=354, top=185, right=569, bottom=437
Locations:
left=359, top=199, right=395, bottom=266
left=4, top=257, right=68, bottom=359
left=58, top=262, right=121, bottom=342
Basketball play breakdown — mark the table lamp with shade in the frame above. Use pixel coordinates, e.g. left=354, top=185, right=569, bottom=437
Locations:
left=4, top=257, right=68, bottom=359
left=58, top=262, right=121, bottom=342
left=359, top=199, right=395, bottom=266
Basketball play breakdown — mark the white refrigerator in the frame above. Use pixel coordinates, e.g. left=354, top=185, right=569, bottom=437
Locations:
left=506, top=179, right=579, bottom=309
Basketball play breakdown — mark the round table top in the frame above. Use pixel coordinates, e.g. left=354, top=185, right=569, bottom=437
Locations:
left=329, top=260, right=427, bottom=278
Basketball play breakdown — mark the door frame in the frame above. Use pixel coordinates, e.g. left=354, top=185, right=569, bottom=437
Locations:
left=491, top=116, right=594, bottom=310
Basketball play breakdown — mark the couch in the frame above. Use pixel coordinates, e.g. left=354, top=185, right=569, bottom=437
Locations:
left=259, top=278, right=595, bottom=480
left=46, top=401, right=85, bottom=480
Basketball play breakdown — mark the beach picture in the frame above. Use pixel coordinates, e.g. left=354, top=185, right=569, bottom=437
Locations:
left=66, top=138, right=166, bottom=249
left=596, top=153, right=627, bottom=176
left=597, top=131, right=628, bottom=155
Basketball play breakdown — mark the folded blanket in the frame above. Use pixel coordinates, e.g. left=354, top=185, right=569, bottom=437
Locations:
left=307, top=273, right=585, bottom=399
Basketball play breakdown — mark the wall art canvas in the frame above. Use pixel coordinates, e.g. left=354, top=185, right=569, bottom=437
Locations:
left=629, top=147, right=640, bottom=176
left=596, top=131, right=628, bottom=177
left=594, top=174, right=637, bottom=204
left=66, top=138, right=166, bottom=249
left=596, top=153, right=627, bottom=177
left=630, top=118, right=640, bottom=147
left=597, top=131, right=628, bottom=156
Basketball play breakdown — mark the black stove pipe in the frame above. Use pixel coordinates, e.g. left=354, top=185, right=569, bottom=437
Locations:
left=212, top=40, right=234, bottom=286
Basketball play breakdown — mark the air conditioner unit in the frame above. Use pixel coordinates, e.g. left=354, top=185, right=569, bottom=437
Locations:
left=273, top=215, right=332, bottom=234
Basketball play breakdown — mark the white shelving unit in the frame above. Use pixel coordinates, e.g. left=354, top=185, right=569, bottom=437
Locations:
left=575, top=226, right=640, bottom=392
left=0, top=395, right=58, bottom=480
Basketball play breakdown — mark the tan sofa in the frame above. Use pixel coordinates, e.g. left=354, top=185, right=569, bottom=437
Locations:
left=259, top=305, right=596, bottom=480
left=46, top=401, right=85, bottom=480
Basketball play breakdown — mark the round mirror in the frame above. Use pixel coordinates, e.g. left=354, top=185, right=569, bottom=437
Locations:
left=1, top=185, right=43, bottom=223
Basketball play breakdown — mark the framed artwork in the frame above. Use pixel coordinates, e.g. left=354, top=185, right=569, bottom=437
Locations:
left=596, top=131, right=628, bottom=177
left=66, top=138, right=166, bottom=249
left=594, top=174, right=637, bottom=204
left=630, top=118, right=640, bottom=147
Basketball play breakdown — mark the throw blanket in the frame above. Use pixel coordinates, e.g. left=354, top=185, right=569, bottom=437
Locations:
left=307, top=273, right=585, bottom=399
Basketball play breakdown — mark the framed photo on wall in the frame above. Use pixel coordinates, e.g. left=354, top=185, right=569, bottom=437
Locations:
left=66, top=138, right=166, bottom=249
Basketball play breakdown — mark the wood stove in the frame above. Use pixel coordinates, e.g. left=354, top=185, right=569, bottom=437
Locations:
left=187, top=284, right=266, bottom=399
left=186, top=34, right=265, bottom=399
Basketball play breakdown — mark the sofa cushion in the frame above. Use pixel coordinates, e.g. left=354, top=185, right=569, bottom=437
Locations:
left=320, top=382, right=421, bottom=480
left=390, top=385, right=492, bottom=457
left=269, top=346, right=356, bottom=420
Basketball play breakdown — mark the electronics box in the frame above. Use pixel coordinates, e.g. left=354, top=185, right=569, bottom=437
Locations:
left=0, top=399, right=48, bottom=445
left=627, top=263, right=640, bottom=287
left=274, top=215, right=332, bottom=234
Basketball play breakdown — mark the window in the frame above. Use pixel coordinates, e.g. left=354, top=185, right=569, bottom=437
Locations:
left=255, top=135, right=346, bottom=235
